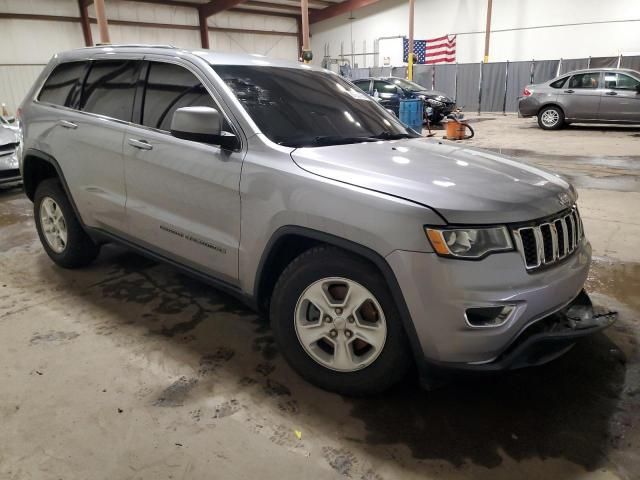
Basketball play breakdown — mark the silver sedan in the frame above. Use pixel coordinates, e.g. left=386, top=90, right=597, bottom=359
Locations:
left=518, top=68, right=640, bottom=129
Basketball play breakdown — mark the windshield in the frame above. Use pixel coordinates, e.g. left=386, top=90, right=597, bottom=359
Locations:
left=213, top=65, right=415, bottom=148
left=390, top=78, right=425, bottom=92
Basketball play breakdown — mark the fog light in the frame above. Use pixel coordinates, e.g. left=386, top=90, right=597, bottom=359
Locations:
left=465, top=305, right=515, bottom=328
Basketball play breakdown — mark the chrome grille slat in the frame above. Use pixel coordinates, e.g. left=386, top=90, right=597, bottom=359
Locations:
left=512, top=208, right=584, bottom=271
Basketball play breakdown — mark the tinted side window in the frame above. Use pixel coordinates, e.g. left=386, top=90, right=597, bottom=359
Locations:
left=353, top=80, right=370, bottom=93
left=373, top=80, right=397, bottom=94
left=568, top=72, right=600, bottom=89
left=81, top=60, right=140, bottom=121
left=604, top=73, right=640, bottom=90
left=38, top=61, right=86, bottom=108
left=142, top=62, right=218, bottom=131
left=549, top=77, right=568, bottom=89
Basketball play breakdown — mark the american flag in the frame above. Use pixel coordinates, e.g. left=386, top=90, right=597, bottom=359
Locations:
left=402, top=35, right=456, bottom=64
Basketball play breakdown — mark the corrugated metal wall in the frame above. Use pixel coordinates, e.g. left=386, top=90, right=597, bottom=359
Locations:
left=0, top=0, right=298, bottom=113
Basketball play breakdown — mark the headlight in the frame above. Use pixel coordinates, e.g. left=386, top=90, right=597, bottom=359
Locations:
left=425, top=226, right=513, bottom=259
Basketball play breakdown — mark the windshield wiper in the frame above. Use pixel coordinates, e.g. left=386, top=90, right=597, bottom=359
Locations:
left=372, top=131, right=416, bottom=140
left=281, top=135, right=379, bottom=148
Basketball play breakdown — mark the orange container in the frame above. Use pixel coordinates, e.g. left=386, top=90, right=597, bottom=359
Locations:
left=446, top=119, right=467, bottom=140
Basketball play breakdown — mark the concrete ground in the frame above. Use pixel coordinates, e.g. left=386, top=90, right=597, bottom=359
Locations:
left=1, top=115, right=639, bottom=480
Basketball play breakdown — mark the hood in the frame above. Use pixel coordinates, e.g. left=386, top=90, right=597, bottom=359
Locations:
left=291, top=138, right=575, bottom=224
left=417, top=90, right=452, bottom=101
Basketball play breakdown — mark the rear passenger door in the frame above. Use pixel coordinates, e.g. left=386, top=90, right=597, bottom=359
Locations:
left=123, top=59, right=243, bottom=284
left=557, top=72, right=603, bottom=120
left=37, top=58, right=140, bottom=234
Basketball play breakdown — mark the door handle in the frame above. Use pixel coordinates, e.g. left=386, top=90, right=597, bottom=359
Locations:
left=564, top=89, right=574, bottom=94
left=57, top=120, right=78, bottom=129
left=605, top=91, right=618, bottom=96
left=128, top=138, right=153, bottom=151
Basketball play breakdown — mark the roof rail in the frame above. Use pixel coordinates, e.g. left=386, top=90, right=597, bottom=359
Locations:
left=93, top=43, right=177, bottom=48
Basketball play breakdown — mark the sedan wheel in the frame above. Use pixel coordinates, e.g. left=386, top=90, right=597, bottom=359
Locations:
left=538, top=106, right=565, bottom=130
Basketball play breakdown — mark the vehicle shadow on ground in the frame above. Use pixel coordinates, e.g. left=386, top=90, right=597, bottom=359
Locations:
left=38, top=245, right=634, bottom=475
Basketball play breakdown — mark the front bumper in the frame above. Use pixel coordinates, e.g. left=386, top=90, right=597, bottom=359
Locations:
left=0, top=149, right=21, bottom=185
left=436, top=289, right=616, bottom=371
left=387, top=238, right=599, bottom=365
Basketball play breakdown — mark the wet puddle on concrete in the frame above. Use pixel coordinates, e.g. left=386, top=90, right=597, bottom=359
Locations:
left=484, top=148, right=640, bottom=192
left=588, top=258, right=640, bottom=314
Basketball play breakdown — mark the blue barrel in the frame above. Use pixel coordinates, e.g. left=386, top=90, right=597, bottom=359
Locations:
left=399, top=99, right=423, bottom=132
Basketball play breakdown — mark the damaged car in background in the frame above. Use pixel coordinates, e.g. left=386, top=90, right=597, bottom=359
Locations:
left=0, top=115, right=21, bottom=187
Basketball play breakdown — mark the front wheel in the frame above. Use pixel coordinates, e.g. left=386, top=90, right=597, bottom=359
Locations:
left=538, top=106, right=565, bottom=130
left=270, top=246, right=412, bottom=396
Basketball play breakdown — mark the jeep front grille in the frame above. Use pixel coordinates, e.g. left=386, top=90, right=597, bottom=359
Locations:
left=512, top=208, right=584, bottom=271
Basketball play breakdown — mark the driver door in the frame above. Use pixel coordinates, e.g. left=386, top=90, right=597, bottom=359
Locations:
left=123, top=59, right=244, bottom=284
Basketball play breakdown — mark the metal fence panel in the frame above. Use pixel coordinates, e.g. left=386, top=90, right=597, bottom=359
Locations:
left=532, top=60, right=560, bottom=83
left=413, top=65, right=434, bottom=89
left=480, top=62, right=507, bottom=112
left=433, top=64, right=456, bottom=98
left=349, top=68, right=370, bottom=80
left=456, top=63, right=481, bottom=111
left=369, top=66, right=392, bottom=77
left=590, top=56, right=617, bottom=68
left=505, top=61, right=532, bottom=113
left=621, top=56, right=640, bottom=71
left=560, top=58, right=589, bottom=74
left=391, top=66, right=407, bottom=78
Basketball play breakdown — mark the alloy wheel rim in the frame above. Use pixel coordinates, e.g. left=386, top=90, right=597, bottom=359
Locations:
left=542, top=109, right=559, bottom=127
left=294, top=277, right=387, bottom=372
left=40, top=197, right=68, bottom=253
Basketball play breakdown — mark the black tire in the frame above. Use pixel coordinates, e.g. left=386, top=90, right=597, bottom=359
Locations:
left=537, top=105, right=565, bottom=130
left=34, top=178, right=100, bottom=268
left=270, top=246, right=412, bottom=396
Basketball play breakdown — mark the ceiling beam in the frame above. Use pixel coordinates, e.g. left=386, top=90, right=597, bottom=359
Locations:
left=84, top=0, right=201, bottom=8
left=229, top=7, right=298, bottom=18
left=0, top=12, right=296, bottom=37
left=242, top=1, right=301, bottom=13
left=200, top=0, right=249, bottom=17
left=310, top=0, right=380, bottom=23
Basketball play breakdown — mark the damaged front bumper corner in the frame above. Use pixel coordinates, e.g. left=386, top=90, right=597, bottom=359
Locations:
left=444, top=290, right=617, bottom=372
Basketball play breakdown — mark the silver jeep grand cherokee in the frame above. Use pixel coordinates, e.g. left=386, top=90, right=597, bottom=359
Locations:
left=18, top=46, right=615, bottom=395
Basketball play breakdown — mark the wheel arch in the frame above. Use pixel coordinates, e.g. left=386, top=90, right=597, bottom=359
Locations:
left=253, top=226, right=426, bottom=363
left=22, top=149, right=86, bottom=230
left=538, top=103, right=565, bottom=117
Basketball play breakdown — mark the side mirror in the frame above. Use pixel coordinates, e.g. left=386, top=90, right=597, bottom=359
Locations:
left=170, top=106, right=238, bottom=150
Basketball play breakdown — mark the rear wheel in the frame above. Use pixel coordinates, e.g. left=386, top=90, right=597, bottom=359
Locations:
left=34, top=179, right=100, bottom=268
left=270, top=246, right=412, bottom=395
left=538, top=106, right=565, bottom=130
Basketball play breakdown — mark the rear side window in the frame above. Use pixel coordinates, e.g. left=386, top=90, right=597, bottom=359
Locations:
left=142, top=62, right=218, bottom=131
left=568, top=72, right=600, bottom=89
left=38, top=62, right=86, bottom=108
left=353, top=80, right=371, bottom=93
left=373, top=80, right=397, bottom=94
left=81, top=60, right=140, bottom=122
left=549, top=77, right=568, bottom=89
